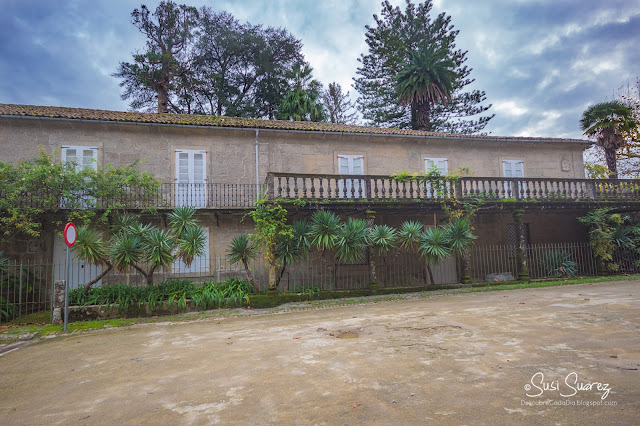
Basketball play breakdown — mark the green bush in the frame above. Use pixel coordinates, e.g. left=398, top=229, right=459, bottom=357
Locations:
left=0, top=296, right=17, bottom=322
left=542, top=250, right=578, bottom=278
left=69, top=277, right=255, bottom=314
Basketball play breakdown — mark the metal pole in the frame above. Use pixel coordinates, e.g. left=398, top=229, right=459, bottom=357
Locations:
left=255, top=129, right=260, bottom=197
left=64, top=245, right=70, bottom=332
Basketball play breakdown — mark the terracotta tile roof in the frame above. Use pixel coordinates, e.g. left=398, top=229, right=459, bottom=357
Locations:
left=0, top=103, right=590, bottom=144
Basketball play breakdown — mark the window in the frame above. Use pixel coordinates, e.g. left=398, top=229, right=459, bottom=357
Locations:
left=61, top=145, right=98, bottom=208
left=424, top=158, right=448, bottom=175
left=175, top=150, right=207, bottom=208
left=502, top=160, right=524, bottom=197
left=424, top=157, right=449, bottom=197
left=337, top=154, right=366, bottom=198
left=62, top=146, right=98, bottom=171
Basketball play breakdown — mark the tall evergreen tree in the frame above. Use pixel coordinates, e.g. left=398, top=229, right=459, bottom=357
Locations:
left=580, top=101, right=636, bottom=179
left=277, top=63, right=326, bottom=121
left=354, top=0, right=493, bottom=134
left=321, top=82, right=358, bottom=124
left=113, top=1, right=199, bottom=113
left=395, top=45, right=456, bottom=131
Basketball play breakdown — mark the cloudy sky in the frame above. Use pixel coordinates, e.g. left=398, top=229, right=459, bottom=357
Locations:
left=1, top=0, right=639, bottom=139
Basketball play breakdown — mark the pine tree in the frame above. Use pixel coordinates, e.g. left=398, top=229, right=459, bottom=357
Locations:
left=321, top=82, right=358, bottom=124
left=354, top=0, right=493, bottom=134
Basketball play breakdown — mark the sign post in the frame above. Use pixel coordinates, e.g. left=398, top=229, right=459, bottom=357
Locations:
left=63, top=222, right=77, bottom=332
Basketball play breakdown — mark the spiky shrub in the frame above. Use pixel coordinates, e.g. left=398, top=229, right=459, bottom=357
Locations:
left=542, top=250, right=578, bottom=278
left=334, top=218, right=370, bottom=264
left=397, top=221, right=425, bottom=253
left=227, top=235, right=259, bottom=291
left=309, top=210, right=341, bottom=252
left=369, top=225, right=398, bottom=256
left=0, top=296, right=16, bottom=322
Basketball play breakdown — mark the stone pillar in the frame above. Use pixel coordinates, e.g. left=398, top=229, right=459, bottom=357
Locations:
left=365, top=210, right=378, bottom=290
left=512, top=209, right=530, bottom=282
left=52, top=280, right=65, bottom=324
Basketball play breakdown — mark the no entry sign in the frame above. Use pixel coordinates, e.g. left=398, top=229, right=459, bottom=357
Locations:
left=64, top=222, right=77, bottom=247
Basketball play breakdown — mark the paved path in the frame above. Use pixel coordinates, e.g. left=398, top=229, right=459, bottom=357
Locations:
left=1, top=282, right=639, bottom=424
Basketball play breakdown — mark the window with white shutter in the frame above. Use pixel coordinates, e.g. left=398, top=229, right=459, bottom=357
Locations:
left=175, top=150, right=207, bottom=208
left=61, top=146, right=98, bottom=207
left=337, top=155, right=366, bottom=198
left=502, top=160, right=525, bottom=197
left=424, top=157, right=449, bottom=198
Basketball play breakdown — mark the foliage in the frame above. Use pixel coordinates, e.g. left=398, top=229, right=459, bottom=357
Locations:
left=578, top=209, right=640, bottom=273
left=0, top=296, right=17, bottom=322
left=186, top=9, right=304, bottom=118
left=584, top=162, right=610, bottom=179
left=0, top=151, right=160, bottom=242
left=68, top=278, right=254, bottom=313
left=541, top=250, right=577, bottom=278
left=73, top=207, right=206, bottom=292
left=580, top=101, right=636, bottom=179
left=354, top=0, right=493, bottom=133
left=113, top=1, right=199, bottom=113
left=334, top=218, right=370, bottom=264
left=395, top=44, right=456, bottom=131
left=227, top=234, right=259, bottom=291
left=277, top=63, right=326, bottom=121
left=321, top=82, right=358, bottom=124
left=114, top=4, right=306, bottom=118
left=369, top=225, right=398, bottom=255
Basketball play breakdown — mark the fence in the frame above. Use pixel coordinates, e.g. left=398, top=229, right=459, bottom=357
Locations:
left=2, top=242, right=638, bottom=324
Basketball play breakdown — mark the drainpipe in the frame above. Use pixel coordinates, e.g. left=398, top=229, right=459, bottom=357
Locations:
left=255, top=129, right=260, bottom=198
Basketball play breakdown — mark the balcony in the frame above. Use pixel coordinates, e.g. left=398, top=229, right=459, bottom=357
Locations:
left=264, top=173, right=640, bottom=207
left=6, top=175, right=640, bottom=211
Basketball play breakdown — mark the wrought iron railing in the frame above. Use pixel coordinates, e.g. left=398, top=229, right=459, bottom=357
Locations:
left=2, top=183, right=259, bottom=210
left=265, top=173, right=640, bottom=203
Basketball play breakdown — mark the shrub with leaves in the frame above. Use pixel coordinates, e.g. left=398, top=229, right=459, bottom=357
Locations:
left=73, top=206, right=206, bottom=293
left=542, top=250, right=578, bottom=278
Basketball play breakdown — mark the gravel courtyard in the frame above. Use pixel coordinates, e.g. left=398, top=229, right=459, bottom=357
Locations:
left=1, top=281, right=638, bottom=424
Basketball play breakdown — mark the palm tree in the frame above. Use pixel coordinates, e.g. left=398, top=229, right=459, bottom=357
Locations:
left=395, top=44, right=457, bottom=131
left=277, top=63, right=326, bottom=122
left=580, top=101, right=635, bottom=179
left=73, top=207, right=207, bottom=291
left=443, top=218, right=477, bottom=283
left=227, top=234, right=259, bottom=292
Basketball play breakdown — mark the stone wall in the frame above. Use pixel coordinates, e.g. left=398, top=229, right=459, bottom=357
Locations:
left=0, top=117, right=588, bottom=183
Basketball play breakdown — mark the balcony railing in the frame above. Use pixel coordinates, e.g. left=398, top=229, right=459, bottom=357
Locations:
left=265, top=173, right=640, bottom=203
left=5, top=175, right=640, bottom=211
left=3, top=183, right=259, bottom=210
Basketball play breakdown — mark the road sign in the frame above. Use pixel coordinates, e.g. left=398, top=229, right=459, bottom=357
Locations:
left=64, top=222, right=77, bottom=247
left=63, top=222, right=76, bottom=332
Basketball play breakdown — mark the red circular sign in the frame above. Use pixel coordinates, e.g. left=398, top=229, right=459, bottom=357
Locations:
left=64, top=223, right=77, bottom=247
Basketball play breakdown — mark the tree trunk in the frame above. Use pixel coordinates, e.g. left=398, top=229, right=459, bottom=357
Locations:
left=268, top=262, right=277, bottom=290
left=604, top=147, right=618, bottom=179
left=157, top=85, right=169, bottom=113
left=242, top=259, right=260, bottom=292
left=426, top=264, right=435, bottom=285
left=459, top=251, right=472, bottom=284
left=276, top=259, right=288, bottom=290
left=82, top=262, right=114, bottom=295
left=415, top=101, right=431, bottom=131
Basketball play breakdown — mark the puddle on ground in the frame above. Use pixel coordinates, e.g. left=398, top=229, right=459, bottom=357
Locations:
left=335, top=332, right=359, bottom=339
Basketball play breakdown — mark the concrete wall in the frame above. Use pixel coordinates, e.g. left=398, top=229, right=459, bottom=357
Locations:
left=0, top=117, right=588, bottom=182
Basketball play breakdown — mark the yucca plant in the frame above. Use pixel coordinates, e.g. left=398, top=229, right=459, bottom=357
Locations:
left=419, top=227, right=452, bottom=284
left=542, top=250, right=578, bottom=278
left=227, top=234, right=259, bottom=291
left=309, top=210, right=341, bottom=252
left=444, top=218, right=477, bottom=284
left=273, top=220, right=311, bottom=289
left=335, top=218, right=370, bottom=264
left=72, top=207, right=206, bottom=293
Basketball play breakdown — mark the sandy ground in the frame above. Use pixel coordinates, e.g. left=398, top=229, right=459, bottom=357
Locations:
left=0, top=281, right=638, bottom=425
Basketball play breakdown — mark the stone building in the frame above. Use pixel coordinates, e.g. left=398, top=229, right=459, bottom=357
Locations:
left=2, top=103, right=612, bottom=288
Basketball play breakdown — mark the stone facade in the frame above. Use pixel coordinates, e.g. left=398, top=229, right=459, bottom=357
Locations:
left=0, top=116, right=587, bottom=183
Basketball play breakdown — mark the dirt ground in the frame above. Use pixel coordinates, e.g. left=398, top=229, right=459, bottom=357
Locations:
left=1, top=281, right=639, bottom=425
